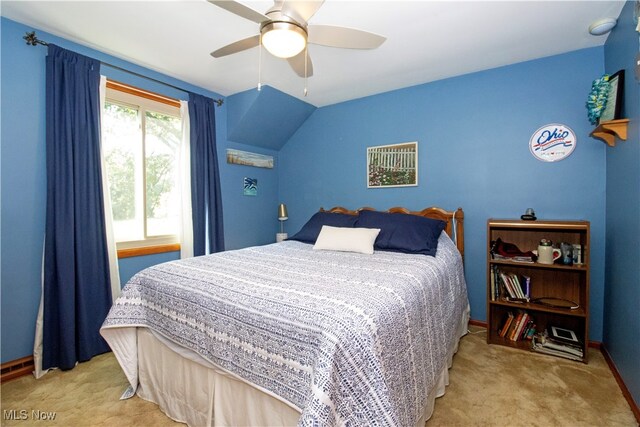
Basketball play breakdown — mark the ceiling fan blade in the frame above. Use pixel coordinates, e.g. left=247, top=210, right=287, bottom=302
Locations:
left=280, top=0, right=324, bottom=23
left=287, top=51, right=314, bottom=77
left=308, top=25, right=386, bottom=49
left=210, top=35, right=260, bottom=58
left=207, top=0, right=270, bottom=24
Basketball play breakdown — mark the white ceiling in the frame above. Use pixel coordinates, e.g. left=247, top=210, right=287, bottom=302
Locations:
left=2, top=1, right=624, bottom=107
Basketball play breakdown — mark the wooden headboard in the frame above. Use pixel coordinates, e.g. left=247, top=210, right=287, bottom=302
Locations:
left=319, top=206, right=465, bottom=259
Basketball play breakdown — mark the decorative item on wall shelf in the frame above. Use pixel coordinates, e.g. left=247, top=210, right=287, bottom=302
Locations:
left=588, top=70, right=628, bottom=147
left=243, top=177, right=258, bottom=196
left=598, top=70, right=624, bottom=124
left=586, top=70, right=625, bottom=125
left=586, top=73, right=611, bottom=125
left=367, top=141, right=418, bottom=188
left=529, top=124, right=576, bottom=162
left=227, top=149, right=274, bottom=169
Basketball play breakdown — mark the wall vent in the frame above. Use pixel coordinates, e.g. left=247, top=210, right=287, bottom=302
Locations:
left=1, top=356, right=34, bottom=382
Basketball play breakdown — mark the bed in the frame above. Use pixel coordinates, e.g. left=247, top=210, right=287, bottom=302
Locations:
left=101, top=206, right=469, bottom=427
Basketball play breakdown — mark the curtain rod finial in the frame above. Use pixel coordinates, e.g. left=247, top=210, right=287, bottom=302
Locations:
left=215, top=99, right=224, bottom=107
left=23, top=31, right=47, bottom=47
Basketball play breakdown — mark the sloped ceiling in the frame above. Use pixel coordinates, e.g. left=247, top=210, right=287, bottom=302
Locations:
left=227, top=85, right=316, bottom=150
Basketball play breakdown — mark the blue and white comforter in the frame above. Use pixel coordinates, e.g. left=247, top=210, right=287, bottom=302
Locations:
left=101, top=233, right=468, bottom=426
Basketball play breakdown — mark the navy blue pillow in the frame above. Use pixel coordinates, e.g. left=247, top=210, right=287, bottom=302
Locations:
left=356, top=210, right=446, bottom=256
left=288, top=211, right=358, bottom=243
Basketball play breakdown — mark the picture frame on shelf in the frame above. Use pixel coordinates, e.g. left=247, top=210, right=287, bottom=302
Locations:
left=599, top=69, right=625, bottom=124
left=550, top=326, right=580, bottom=344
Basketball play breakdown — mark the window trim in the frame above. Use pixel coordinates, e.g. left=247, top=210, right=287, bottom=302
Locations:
left=117, top=243, right=181, bottom=259
left=106, top=80, right=180, bottom=108
left=104, top=79, right=183, bottom=252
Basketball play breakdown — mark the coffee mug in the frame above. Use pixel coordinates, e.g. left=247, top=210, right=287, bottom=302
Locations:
left=535, top=246, right=561, bottom=265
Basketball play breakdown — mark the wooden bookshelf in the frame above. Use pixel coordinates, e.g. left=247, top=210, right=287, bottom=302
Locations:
left=487, top=219, right=590, bottom=362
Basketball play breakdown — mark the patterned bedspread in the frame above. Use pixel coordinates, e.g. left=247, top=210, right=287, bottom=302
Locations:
left=101, top=233, right=468, bottom=427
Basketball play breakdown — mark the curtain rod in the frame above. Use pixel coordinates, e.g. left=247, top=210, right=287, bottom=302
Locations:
left=23, top=31, right=224, bottom=107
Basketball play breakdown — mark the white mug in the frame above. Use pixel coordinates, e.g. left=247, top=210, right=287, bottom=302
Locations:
left=534, top=245, right=561, bottom=265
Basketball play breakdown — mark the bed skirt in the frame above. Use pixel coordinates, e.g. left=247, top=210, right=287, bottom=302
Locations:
left=129, top=304, right=469, bottom=427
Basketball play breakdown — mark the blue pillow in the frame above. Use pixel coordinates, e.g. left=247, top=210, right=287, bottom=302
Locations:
left=288, top=211, right=358, bottom=243
left=355, top=210, right=446, bottom=256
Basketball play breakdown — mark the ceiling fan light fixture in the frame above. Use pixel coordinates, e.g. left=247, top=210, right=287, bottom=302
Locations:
left=261, top=22, right=307, bottom=58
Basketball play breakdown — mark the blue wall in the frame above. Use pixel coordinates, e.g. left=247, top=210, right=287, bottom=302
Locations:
left=1, top=17, right=280, bottom=362
left=603, top=1, right=640, bottom=408
left=279, top=48, right=607, bottom=341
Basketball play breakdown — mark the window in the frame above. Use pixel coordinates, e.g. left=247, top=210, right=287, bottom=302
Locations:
left=102, top=81, right=182, bottom=249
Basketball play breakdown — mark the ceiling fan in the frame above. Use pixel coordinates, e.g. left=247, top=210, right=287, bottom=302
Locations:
left=208, top=0, right=386, bottom=78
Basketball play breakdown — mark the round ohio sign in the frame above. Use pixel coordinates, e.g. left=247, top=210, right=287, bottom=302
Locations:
left=529, top=124, right=576, bottom=162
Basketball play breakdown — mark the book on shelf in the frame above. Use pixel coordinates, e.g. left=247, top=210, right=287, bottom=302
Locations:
left=517, top=318, right=534, bottom=341
left=513, top=313, right=525, bottom=341
left=498, top=310, right=536, bottom=342
left=521, top=275, right=531, bottom=300
left=532, top=329, right=584, bottom=361
left=508, top=312, right=524, bottom=340
left=490, top=266, right=496, bottom=301
left=524, top=322, right=536, bottom=340
left=494, top=267, right=531, bottom=302
left=499, top=312, right=514, bottom=337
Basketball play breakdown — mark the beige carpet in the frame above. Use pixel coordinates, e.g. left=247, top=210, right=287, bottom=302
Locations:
left=1, top=326, right=637, bottom=427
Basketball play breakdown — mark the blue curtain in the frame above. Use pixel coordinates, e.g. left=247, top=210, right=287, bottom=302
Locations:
left=43, top=45, right=112, bottom=370
left=189, top=93, right=225, bottom=255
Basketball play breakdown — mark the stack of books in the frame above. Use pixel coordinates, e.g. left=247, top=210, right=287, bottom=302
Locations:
left=532, top=327, right=584, bottom=361
left=498, top=310, right=536, bottom=342
left=491, top=266, right=530, bottom=302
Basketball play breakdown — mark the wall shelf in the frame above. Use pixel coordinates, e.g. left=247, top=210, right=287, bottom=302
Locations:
left=590, top=118, right=629, bottom=147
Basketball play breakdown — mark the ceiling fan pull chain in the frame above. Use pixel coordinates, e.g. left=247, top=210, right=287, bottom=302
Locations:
left=303, top=45, right=308, bottom=97
left=258, top=34, right=262, bottom=91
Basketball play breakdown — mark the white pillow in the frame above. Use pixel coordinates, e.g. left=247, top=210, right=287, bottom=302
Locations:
left=313, top=226, right=381, bottom=255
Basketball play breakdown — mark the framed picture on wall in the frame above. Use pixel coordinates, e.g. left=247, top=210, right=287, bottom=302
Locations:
left=367, top=142, right=418, bottom=188
left=243, top=177, right=257, bottom=196
left=599, top=69, right=625, bottom=124
left=227, top=149, right=274, bottom=169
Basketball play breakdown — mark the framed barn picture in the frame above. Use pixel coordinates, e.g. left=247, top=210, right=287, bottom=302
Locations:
left=367, top=142, right=418, bottom=188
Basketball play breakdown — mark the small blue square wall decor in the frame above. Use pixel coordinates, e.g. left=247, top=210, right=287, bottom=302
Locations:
left=243, top=177, right=257, bottom=196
